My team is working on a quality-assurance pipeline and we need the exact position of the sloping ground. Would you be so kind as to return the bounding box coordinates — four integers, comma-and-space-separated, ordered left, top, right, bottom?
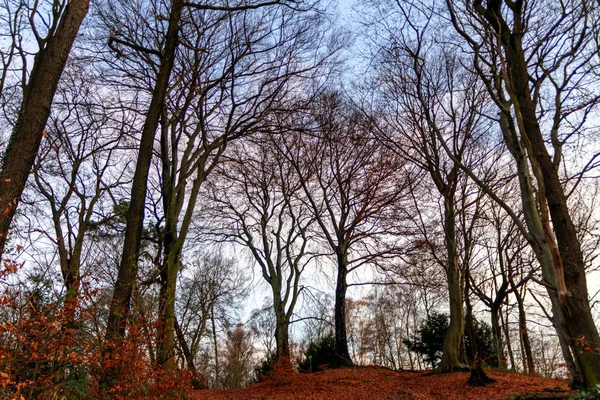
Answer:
190, 367, 576, 400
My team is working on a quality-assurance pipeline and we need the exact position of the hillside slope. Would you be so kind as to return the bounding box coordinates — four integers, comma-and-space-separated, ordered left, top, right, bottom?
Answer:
190, 367, 575, 400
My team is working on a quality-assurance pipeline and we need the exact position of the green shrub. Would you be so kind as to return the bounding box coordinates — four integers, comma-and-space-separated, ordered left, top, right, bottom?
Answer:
403, 312, 498, 369
300, 334, 338, 372
403, 312, 448, 368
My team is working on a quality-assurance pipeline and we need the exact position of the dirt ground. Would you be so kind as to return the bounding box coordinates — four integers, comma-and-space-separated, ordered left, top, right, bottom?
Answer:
189, 366, 575, 400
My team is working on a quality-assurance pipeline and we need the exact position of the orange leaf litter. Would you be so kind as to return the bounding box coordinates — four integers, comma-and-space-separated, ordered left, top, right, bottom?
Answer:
190, 367, 575, 400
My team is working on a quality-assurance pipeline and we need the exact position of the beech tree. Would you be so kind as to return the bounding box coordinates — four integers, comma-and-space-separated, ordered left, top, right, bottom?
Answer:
279, 92, 411, 365
150, 2, 332, 369
99, 0, 186, 368
369, 17, 495, 370
25, 62, 130, 323
99, 0, 326, 373
207, 137, 316, 368
0, 0, 90, 259
175, 253, 247, 388
444, 0, 600, 387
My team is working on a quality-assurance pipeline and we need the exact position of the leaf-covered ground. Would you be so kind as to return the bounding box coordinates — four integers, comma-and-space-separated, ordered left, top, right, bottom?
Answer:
190, 367, 575, 400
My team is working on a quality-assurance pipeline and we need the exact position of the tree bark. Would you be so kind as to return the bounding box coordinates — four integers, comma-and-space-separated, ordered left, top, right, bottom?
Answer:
438, 196, 468, 373
490, 307, 506, 368
512, 287, 535, 375
475, 1, 600, 388
334, 251, 352, 366
174, 316, 203, 389
156, 239, 181, 369
0, 0, 90, 259
500, 304, 516, 370
274, 309, 291, 366
465, 270, 494, 386
104, 0, 183, 344
102, 0, 184, 385
212, 305, 220, 388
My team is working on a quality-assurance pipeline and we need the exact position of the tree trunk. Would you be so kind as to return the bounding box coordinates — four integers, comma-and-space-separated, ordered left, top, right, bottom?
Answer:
501, 305, 516, 370
0, 0, 90, 259
274, 312, 291, 368
490, 307, 507, 369
156, 244, 180, 369
438, 196, 468, 373
102, 0, 183, 387
513, 289, 535, 375
174, 317, 203, 389
211, 305, 220, 388
465, 272, 494, 386
514, 63, 600, 388
476, 3, 600, 388
334, 251, 352, 366
104, 0, 183, 346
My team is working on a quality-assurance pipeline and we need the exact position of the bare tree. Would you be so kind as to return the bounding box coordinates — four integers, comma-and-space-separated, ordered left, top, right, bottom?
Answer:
206, 137, 317, 368
148, 2, 332, 369
99, 0, 324, 373
0, 0, 90, 259
175, 252, 247, 388
444, 0, 600, 387
99, 0, 186, 368
367, 10, 496, 370
25, 61, 130, 323
278, 92, 411, 365
221, 324, 255, 389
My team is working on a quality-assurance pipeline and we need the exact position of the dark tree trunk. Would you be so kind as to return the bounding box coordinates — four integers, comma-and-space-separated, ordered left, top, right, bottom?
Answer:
156, 235, 180, 369
334, 251, 352, 366
490, 307, 507, 368
0, 0, 90, 259
465, 270, 494, 386
274, 314, 291, 367
513, 289, 535, 375
510, 38, 600, 392
104, 0, 183, 343
174, 317, 204, 389
102, 0, 184, 385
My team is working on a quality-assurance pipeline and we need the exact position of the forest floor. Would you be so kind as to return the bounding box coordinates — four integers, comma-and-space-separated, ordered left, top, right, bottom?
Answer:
189, 366, 577, 400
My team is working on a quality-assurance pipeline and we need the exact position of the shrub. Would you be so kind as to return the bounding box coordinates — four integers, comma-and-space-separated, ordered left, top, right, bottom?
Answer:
403, 312, 498, 369
254, 353, 277, 381
0, 263, 191, 399
403, 312, 448, 368
299, 334, 338, 372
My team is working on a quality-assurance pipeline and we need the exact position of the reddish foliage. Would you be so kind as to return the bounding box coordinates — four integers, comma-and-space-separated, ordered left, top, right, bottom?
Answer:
0, 261, 192, 399
191, 366, 575, 400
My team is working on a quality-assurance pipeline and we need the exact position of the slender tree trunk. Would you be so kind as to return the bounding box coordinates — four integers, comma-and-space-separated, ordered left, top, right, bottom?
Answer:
513, 288, 535, 375
174, 317, 203, 389
211, 305, 220, 388
334, 251, 352, 366
104, 0, 183, 346
0, 0, 90, 259
500, 302, 516, 370
102, 0, 183, 388
438, 196, 467, 373
490, 307, 506, 368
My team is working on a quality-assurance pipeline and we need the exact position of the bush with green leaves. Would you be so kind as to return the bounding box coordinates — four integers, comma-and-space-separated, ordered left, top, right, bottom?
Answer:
403, 312, 448, 368
465, 318, 499, 368
299, 334, 338, 372
403, 312, 498, 369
